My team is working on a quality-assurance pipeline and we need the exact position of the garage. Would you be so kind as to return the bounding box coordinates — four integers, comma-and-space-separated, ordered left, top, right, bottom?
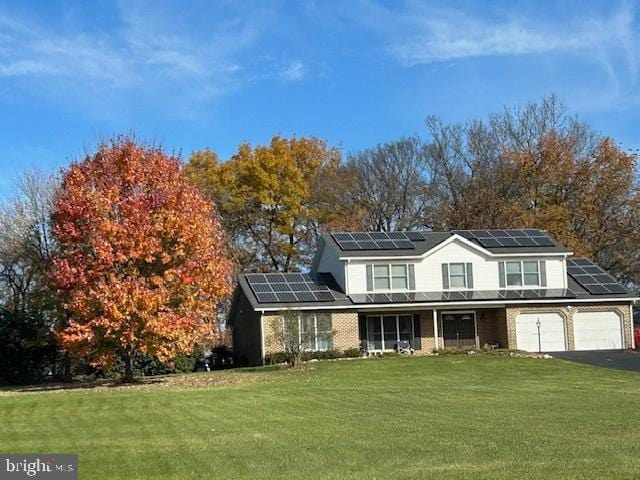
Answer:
516, 312, 567, 352
573, 311, 623, 350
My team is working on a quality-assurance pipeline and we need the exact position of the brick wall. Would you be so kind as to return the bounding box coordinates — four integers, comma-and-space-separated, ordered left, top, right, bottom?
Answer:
418, 310, 436, 352
262, 311, 359, 354
505, 302, 633, 350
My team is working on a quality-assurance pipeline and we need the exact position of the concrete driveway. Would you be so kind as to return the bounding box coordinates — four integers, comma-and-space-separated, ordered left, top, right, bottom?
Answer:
551, 350, 640, 372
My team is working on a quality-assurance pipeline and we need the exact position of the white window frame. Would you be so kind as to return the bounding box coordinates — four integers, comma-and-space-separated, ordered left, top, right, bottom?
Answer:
286, 313, 333, 352
371, 263, 410, 292
503, 260, 542, 288
447, 262, 468, 290
366, 314, 415, 352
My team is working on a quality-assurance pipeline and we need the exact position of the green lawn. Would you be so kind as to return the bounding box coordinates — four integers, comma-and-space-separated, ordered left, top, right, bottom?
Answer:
1, 356, 639, 479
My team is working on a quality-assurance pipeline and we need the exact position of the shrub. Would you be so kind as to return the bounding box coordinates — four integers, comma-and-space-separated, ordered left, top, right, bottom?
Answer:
265, 348, 363, 364
0, 309, 58, 386
342, 348, 363, 358
264, 351, 289, 365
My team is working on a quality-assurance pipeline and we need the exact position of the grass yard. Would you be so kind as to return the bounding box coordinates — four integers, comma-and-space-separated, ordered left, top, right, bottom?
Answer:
1, 355, 640, 479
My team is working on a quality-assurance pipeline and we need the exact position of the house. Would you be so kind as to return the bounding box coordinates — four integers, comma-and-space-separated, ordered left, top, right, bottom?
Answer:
229, 229, 637, 365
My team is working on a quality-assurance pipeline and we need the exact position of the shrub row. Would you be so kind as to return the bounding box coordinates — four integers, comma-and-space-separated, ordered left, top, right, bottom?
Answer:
264, 348, 362, 365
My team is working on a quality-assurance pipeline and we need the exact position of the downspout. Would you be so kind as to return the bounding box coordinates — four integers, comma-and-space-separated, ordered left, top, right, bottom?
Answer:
345, 258, 350, 294
432, 309, 439, 351
631, 303, 636, 350
259, 310, 266, 365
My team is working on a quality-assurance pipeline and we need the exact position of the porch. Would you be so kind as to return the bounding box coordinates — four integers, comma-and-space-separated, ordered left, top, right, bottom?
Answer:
357, 308, 509, 353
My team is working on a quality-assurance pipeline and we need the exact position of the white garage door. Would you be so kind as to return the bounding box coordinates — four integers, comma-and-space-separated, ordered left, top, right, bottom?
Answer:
516, 312, 567, 352
573, 311, 623, 350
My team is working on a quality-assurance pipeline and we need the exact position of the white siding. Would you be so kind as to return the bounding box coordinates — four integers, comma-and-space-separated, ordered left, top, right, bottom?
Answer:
342, 237, 567, 295
347, 262, 368, 294
416, 241, 490, 291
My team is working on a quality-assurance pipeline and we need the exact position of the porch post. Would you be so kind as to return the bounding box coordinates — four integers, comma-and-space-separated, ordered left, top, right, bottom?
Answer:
432, 309, 439, 351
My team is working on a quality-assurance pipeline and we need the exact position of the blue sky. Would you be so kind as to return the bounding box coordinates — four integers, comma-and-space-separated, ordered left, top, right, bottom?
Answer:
0, 0, 639, 197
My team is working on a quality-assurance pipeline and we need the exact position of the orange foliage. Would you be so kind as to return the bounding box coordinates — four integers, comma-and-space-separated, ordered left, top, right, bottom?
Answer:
50, 137, 232, 370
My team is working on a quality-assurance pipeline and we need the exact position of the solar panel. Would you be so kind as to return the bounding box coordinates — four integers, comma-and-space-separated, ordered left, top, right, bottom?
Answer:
405, 231, 426, 241
452, 229, 559, 250
330, 232, 419, 251
349, 288, 576, 304
246, 272, 336, 304
567, 258, 628, 296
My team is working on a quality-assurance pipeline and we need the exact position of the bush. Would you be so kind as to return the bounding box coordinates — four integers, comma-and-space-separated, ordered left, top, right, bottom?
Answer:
0, 309, 58, 386
302, 349, 342, 361
265, 348, 362, 365
342, 348, 363, 358
264, 351, 289, 365
102, 344, 205, 378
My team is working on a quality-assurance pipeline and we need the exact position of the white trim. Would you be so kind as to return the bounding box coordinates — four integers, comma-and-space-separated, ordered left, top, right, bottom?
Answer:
445, 262, 471, 290
502, 260, 543, 288
258, 297, 639, 312
432, 309, 439, 350
345, 258, 350, 294
631, 303, 635, 350
370, 263, 411, 292
259, 313, 266, 365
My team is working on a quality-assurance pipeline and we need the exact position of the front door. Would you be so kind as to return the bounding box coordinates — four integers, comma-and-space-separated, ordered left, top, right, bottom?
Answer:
442, 312, 476, 349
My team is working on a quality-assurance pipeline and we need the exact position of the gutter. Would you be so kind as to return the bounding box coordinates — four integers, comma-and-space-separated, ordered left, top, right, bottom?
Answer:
257, 296, 640, 312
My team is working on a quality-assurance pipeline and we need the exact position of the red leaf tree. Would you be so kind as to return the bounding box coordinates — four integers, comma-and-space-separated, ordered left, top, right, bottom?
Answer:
50, 137, 232, 381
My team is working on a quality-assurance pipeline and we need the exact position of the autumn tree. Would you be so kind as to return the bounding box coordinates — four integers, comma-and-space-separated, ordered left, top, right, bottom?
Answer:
185, 135, 353, 272
50, 137, 232, 382
424, 95, 640, 283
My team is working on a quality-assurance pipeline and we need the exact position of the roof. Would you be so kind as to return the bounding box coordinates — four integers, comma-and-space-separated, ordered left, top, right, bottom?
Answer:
236, 271, 635, 312
322, 229, 571, 258
234, 230, 634, 312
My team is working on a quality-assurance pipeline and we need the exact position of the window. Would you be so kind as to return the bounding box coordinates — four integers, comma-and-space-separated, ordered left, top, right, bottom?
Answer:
506, 261, 522, 286
449, 263, 467, 288
374, 265, 390, 290
366, 314, 415, 351
391, 265, 408, 289
504, 261, 542, 287
288, 313, 333, 351
371, 264, 410, 291
523, 261, 540, 286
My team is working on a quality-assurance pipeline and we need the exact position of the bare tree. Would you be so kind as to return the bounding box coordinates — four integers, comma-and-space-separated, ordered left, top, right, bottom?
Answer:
266, 311, 332, 367
0, 170, 58, 312
346, 137, 432, 231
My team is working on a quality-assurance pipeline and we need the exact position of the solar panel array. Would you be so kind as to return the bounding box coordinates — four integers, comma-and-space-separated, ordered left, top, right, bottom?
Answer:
452, 229, 557, 248
349, 289, 574, 304
331, 231, 424, 251
246, 273, 336, 304
567, 258, 628, 295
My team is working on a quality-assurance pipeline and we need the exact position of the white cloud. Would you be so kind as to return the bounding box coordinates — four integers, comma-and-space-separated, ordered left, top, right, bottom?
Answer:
348, 0, 639, 109
280, 60, 305, 81
0, 3, 297, 114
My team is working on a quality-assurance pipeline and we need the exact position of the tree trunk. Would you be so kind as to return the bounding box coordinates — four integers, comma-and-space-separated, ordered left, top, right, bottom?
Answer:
123, 350, 134, 383
62, 353, 72, 383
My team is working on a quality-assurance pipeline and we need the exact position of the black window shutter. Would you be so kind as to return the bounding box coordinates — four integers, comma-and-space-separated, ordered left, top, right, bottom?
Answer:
466, 263, 474, 288
408, 264, 415, 290
358, 314, 367, 344
366, 265, 373, 291
442, 264, 449, 289
540, 261, 547, 287
412, 314, 422, 350
498, 261, 505, 288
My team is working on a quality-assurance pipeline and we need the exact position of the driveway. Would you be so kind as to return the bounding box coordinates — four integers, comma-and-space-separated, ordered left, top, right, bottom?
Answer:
551, 350, 640, 372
